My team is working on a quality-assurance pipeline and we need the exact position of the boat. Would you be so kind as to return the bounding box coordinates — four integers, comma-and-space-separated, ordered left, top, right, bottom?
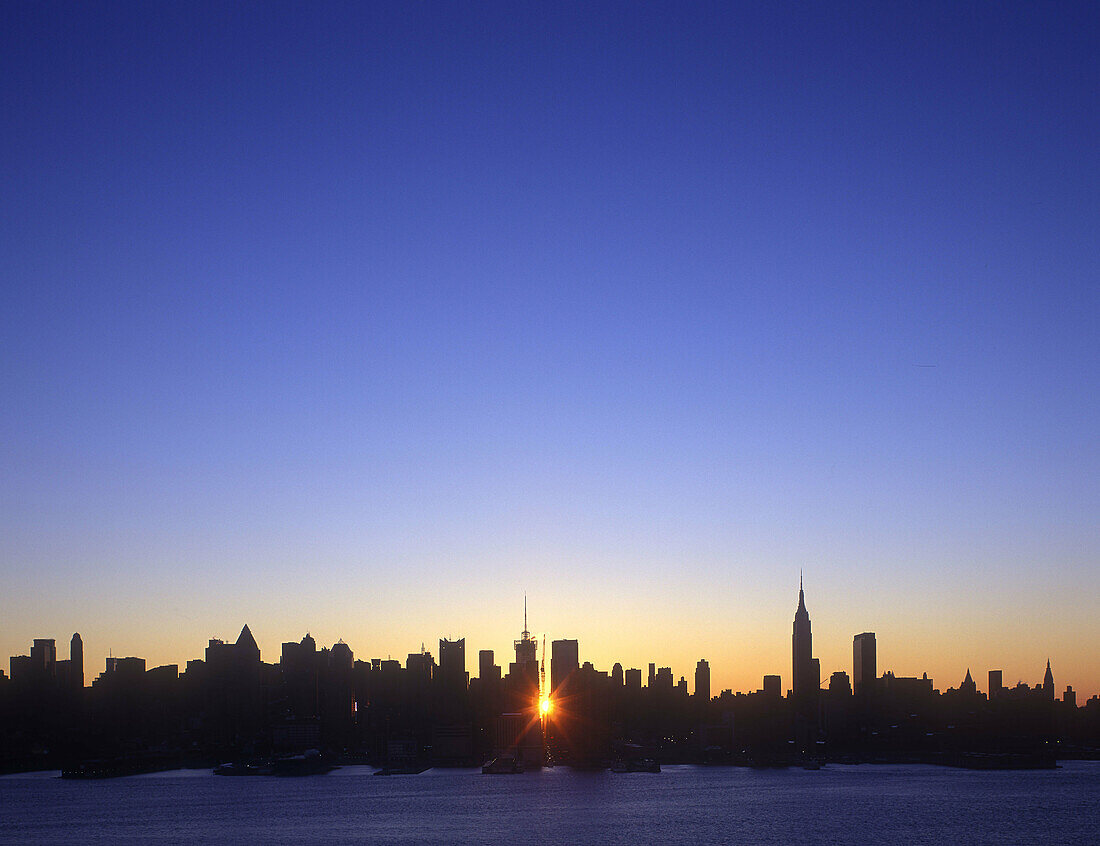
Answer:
610, 758, 660, 773
482, 755, 524, 774
213, 762, 271, 776
271, 750, 335, 776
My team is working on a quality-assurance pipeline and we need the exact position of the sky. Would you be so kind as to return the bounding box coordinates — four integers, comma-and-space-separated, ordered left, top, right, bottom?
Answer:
1, 1, 1097, 699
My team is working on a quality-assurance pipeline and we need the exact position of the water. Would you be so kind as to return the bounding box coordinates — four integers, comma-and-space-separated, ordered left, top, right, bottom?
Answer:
2, 762, 1098, 845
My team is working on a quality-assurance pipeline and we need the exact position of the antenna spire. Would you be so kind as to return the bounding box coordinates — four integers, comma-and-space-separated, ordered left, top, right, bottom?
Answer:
523, 594, 529, 639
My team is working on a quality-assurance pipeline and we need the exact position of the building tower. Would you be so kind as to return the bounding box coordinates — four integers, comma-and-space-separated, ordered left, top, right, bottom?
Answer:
853, 632, 876, 696
30, 639, 57, 679
514, 597, 537, 666
1043, 659, 1054, 700
70, 633, 84, 689
550, 639, 579, 697
479, 649, 499, 682
439, 638, 467, 693
792, 574, 814, 698
988, 669, 1003, 700
695, 659, 711, 702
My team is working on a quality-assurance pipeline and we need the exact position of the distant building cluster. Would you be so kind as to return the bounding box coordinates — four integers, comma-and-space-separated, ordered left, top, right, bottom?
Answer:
2, 584, 1097, 772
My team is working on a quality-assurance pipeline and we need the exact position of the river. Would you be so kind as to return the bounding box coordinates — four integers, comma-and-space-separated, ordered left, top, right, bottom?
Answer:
2, 761, 1097, 844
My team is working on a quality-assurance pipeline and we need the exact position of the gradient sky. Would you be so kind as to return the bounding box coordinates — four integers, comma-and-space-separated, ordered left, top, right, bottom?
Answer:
2, 2, 1097, 699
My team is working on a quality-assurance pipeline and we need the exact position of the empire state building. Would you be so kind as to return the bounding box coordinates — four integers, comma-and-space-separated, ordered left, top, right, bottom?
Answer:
792, 575, 817, 699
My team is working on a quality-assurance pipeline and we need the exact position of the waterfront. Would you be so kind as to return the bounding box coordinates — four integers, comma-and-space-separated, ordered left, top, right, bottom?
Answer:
2, 762, 1098, 845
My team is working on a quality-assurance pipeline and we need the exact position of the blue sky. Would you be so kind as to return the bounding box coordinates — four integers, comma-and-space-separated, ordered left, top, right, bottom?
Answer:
2, 2, 1097, 695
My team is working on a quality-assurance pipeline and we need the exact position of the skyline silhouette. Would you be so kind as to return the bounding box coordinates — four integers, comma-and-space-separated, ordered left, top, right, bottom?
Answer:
3, 583, 1093, 775
5, 577, 1096, 703
5, 583, 1087, 703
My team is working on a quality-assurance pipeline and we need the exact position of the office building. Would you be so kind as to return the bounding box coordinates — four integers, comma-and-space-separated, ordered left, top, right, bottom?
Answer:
551, 639, 579, 696
853, 632, 876, 696
695, 659, 710, 702
439, 638, 466, 693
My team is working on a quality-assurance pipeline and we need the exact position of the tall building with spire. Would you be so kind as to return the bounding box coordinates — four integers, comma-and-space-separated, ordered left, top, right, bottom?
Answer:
514, 597, 537, 666
507, 597, 540, 709
792, 575, 816, 699
1043, 659, 1054, 700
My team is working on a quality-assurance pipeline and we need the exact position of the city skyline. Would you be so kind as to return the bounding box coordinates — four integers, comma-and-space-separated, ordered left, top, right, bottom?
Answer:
6, 583, 1088, 701
2, 3, 1097, 705
7, 577, 1089, 781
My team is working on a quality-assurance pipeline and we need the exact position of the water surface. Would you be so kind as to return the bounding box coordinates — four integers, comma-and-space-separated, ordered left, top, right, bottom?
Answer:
2, 762, 1096, 845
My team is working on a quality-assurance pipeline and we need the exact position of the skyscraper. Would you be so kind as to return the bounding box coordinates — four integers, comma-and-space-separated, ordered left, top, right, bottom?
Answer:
1043, 659, 1054, 700
988, 669, 1003, 699
853, 632, 876, 696
30, 639, 56, 678
479, 649, 499, 682
507, 600, 539, 719
70, 633, 83, 689
695, 659, 710, 702
514, 599, 537, 666
792, 576, 814, 699
551, 639, 579, 697
439, 638, 466, 693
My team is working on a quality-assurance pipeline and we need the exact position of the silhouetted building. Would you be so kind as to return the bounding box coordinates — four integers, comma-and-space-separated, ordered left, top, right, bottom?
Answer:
31, 639, 56, 680
625, 668, 642, 690
881, 671, 934, 701
551, 639, 579, 697
763, 675, 781, 698
853, 632, 876, 696
9, 654, 32, 683
99, 656, 147, 681
989, 669, 1003, 700
792, 577, 814, 699
438, 638, 466, 694
406, 648, 435, 726
1043, 660, 1055, 700
203, 625, 263, 751
829, 671, 852, 696
514, 600, 537, 667
281, 632, 320, 718
505, 604, 539, 738
695, 659, 710, 702
479, 649, 500, 682
69, 633, 83, 689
